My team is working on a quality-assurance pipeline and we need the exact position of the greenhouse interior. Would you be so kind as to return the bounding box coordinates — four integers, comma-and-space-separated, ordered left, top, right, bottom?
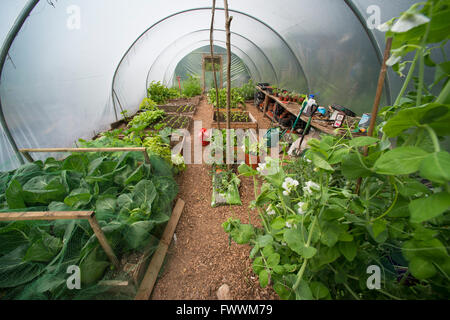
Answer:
0, 0, 449, 301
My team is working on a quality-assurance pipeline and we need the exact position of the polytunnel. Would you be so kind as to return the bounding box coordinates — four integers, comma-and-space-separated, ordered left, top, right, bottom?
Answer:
1, 0, 450, 303
0, 0, 421, 172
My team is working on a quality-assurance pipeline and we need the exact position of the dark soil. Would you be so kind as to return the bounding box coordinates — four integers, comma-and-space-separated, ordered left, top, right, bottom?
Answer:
213, 111, 252, 123
158, 104, 196, 115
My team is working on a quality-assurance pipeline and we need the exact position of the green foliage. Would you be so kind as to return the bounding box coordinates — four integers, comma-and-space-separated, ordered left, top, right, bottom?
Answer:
182, 74, 202, 97
208, 87, 246, 109
142, 136, 171, 163
147, 81, 172, 104
238, 79, 256, 100
224, 1, 450, 300
0, 150, 178, 299
139, 98, 157, 111
128, 110, 165, 130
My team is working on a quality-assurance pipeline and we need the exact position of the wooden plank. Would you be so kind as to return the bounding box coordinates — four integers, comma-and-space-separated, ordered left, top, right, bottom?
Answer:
88, 216, 120, 269
0, 211, 94, 221
0, 210, 120, 269
20, 147, 151, 164
262, 94, 269, 117
135, 198, 185, 300
20, 147, 147, 153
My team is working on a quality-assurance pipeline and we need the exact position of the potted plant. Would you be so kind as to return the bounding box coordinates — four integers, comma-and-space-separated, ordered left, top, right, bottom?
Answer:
242, 137, 264, 169
272, 86, 278, 97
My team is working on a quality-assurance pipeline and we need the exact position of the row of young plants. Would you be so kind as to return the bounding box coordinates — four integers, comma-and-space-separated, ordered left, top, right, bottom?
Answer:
223, 0, 450, 300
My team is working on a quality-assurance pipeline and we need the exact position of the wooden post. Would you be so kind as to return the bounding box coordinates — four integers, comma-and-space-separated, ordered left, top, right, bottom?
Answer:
20, 147, 149, 154
224, 0, 233, 170
88, 216, 120, 269
20, 147, 151, 164
210, 0, 221, 131
262, 94, 269, 117
142, 149, 150, 164
367, 37, 393, 142
135, 199, 185, 300
355, 37, 392, 195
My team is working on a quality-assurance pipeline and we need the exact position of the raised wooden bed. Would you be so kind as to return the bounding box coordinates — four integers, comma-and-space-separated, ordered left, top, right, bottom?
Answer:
153, 114, 192, 131
212, 111, 258, 130
166, 96, 201, 106
157, 104, 197, 116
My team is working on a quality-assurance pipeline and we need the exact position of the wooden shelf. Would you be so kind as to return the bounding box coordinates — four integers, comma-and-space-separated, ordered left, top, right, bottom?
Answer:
255, 86, 361, 136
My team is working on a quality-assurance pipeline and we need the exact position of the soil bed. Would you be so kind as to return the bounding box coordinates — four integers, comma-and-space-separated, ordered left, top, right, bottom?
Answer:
212, 111, 258, 130
158, 104, 197, 116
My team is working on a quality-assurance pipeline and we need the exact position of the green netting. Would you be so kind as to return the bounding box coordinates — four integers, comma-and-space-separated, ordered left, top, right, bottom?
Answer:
0, 150, 178, 300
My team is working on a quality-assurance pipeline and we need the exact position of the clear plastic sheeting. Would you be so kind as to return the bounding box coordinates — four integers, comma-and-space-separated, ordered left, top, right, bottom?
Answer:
0, 0, 28, 45
113, 7, 306, 117
0, 0, 423, 171
0, 126, 21, 172
171, 45, 251, 89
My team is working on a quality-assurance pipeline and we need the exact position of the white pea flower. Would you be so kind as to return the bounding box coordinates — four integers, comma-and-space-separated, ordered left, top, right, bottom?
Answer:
257, 157, 280, 175
303, 180, 320, 195
171, 153, 185, 165
282, 242, 287, 246
297, 202, 306, 215
256, 162, 267, 173
285, 222, 292, 228
267, 209, 276, 216
282, 177, 299, 196
305, 158, 312, 163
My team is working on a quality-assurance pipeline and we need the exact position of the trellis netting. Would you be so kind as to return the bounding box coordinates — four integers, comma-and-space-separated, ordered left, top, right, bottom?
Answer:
1, 0, 448, 173
0, 150, 178, 299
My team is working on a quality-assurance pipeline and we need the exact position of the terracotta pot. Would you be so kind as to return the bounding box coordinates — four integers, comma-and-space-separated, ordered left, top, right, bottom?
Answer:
245, 153, 259, 169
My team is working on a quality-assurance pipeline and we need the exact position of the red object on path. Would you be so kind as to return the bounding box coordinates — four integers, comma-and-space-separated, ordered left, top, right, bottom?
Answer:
199, 128, 210, 146
245, 153, 259, 170
177, 76, 182, 95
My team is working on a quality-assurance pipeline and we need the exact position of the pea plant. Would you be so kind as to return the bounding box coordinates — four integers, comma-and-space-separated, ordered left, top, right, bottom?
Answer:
223, 0, 450, 300
208, 87, 246, 109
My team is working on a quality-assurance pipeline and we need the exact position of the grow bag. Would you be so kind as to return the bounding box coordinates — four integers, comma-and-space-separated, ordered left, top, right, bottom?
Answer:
211, 172, 242, 208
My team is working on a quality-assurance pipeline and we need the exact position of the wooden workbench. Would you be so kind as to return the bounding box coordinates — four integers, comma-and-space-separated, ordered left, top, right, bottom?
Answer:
255, 86, 360, 136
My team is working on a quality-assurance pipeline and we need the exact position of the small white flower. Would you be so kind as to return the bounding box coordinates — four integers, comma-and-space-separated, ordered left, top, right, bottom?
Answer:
303, 180, 320, 195
267, 209, 276, 216
282, 177, 299, 196
297, 202, 306, 215
285, 222, 292, 228
282, 242, 287, 246
171, 153, 185, 165
256, 162, 267, 173
305, 158, 312, 163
